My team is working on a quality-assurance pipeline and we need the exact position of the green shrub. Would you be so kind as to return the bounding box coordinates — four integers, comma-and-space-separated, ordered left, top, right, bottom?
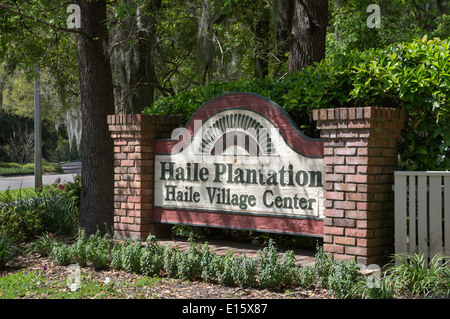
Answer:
121, 239, 143, 273
140, 247, 164, 276
256, 240, 299, 289
70, 229, 88, 267
200, 243, 220, 283
50, 241, 72, 266
217, 250, 237, 286
0, 179, 79, 242
297, 265, 316, 289
163, 245, 182, 278
233, 254, 258, 288
177, 238, 202, 280
85, 231, 112, 270
24, 232, 55, 256
0, 235, 13, 268
35, 181, 78, 236
313, 246, 336, 288
327, 259, 359, 298
384, 253, 450, 297
110, 243, 124, 271
0, 204, 44, 242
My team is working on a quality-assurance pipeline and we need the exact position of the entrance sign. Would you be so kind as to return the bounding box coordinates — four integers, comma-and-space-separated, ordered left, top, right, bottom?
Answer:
153, 93, 324, 236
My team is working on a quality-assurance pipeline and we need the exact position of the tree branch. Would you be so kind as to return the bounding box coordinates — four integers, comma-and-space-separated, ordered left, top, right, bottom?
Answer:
0, 3, 90, 38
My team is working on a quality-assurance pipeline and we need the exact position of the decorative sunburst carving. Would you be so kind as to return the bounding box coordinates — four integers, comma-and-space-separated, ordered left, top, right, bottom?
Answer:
199, 113, 274, 156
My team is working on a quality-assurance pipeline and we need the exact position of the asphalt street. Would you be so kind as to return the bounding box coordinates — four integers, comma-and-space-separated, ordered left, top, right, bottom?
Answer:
0, 162, 81, 191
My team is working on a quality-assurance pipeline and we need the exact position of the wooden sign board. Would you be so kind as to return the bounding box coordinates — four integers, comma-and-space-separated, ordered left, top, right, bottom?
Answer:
153, 93, 324, 236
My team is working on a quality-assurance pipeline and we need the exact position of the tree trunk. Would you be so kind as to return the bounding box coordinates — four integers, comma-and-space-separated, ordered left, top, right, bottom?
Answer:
110, 1, 161, 114
273, 0, 294, 77
75, 0, 115, 235
288, 0, 328, 73
253, 12, 270, 78
197, 0, 214, 85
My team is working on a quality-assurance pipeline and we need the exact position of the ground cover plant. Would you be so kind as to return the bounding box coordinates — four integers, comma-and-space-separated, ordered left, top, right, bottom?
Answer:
2, 227, 449, 299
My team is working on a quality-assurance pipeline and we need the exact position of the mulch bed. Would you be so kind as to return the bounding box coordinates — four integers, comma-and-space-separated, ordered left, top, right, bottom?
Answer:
1, 252, 333, 299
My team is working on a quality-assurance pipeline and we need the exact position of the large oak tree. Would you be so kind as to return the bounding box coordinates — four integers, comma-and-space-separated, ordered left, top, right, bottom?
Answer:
75, 0, 115, 235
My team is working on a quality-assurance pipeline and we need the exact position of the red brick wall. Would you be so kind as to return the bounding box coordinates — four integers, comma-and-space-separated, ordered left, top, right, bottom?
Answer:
107, 114, 184, 240
313, 107, 407, 265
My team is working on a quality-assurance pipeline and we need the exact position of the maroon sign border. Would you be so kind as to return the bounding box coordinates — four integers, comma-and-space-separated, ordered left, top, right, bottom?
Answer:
153, 93, 324, 236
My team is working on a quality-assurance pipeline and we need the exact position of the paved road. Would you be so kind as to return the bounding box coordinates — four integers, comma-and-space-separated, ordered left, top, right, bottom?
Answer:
0, 162, 81, 191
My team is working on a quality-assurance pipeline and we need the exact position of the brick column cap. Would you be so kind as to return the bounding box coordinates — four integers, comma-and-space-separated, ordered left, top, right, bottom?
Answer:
107, 114, 184, 126
312, 107, 407, 122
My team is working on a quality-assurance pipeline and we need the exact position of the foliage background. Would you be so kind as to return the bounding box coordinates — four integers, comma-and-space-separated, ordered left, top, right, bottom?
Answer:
0, 1, 449, 169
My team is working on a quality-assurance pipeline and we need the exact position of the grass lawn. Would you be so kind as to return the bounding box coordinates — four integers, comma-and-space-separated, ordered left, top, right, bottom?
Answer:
0, 162, 62, 176
0, 187, 37, 201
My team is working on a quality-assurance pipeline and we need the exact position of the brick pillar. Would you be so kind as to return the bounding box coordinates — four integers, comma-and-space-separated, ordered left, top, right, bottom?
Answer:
313, 107, 407, 265
107, 114, 184, 241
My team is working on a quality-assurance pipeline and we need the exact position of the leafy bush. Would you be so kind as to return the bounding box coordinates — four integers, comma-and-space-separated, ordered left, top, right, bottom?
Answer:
217, 250, 237, 286
383, 253, 450, 297
0, 178, 79, 242
297, 265, 316, 288
233, 254, 258, 288
327, 259, 359, 298
177, 238, 202, 280
50, 241, 72, 266
85, 230, 112, 270
0, 205, 44, 242
70, 229, 88, 267
140, 246, 164, 276
257, 240, 299, 289
110, 243, 124, 271
0, 235, 13, 268
24, 232, 55, 257
313, 247, 337, 288
163, 245, 182, 278
200, 243, 221, 283
121, 239, 143, 273
144, 37, 450, 170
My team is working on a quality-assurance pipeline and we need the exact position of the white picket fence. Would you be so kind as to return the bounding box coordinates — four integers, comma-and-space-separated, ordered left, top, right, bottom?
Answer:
394, 171, 450, 260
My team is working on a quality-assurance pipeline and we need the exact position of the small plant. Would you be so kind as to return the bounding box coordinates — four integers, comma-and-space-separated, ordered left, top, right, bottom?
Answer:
297, 265, 316, 288
0, 204, 44, 242
217, 250, 237, 286
177, 238, 202, 280
0, 235, 13, 269
85, 230, 112, 270
50, 241, 72, 266
121, 239, 143, 273
140, 247, 164, 276
383, 253, 450, 297
110, 242, 124, 271
233, 253, 257, 288
327, 259, 359, 298
350, 274, 395, 299
257, 240, 299, 289
200, 243, 220, 283
314, 246, 336, 288
70, 229, 88, 267
163, 245, 182, 278
24, 232, 55, 256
